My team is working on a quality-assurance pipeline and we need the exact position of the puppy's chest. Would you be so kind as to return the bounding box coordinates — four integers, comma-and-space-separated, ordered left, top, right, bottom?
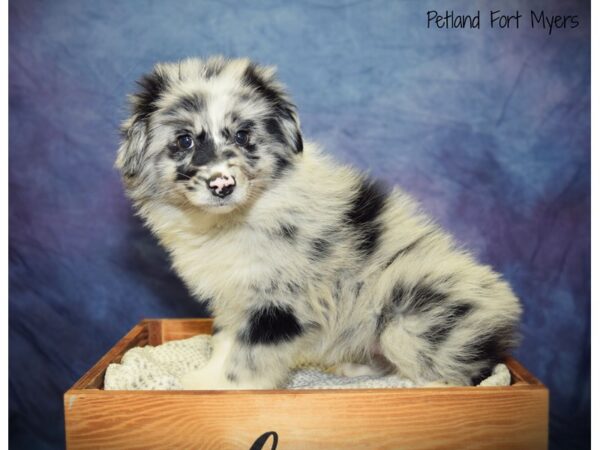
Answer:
168, 224, 317, 298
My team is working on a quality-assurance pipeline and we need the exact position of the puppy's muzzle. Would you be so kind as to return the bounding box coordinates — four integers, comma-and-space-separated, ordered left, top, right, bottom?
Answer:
207, 173, 236, 198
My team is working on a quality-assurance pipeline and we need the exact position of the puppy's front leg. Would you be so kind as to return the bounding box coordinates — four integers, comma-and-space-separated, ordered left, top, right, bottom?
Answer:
181, 333, 296, 390
181, 331, 241, 390
181, 308, 303, 390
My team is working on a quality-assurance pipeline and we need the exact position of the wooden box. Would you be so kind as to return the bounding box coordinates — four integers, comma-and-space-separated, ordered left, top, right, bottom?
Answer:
64, 319, 548, 449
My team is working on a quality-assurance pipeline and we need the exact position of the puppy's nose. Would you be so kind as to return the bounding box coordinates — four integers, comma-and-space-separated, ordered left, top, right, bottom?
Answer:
207, 173, 236, 198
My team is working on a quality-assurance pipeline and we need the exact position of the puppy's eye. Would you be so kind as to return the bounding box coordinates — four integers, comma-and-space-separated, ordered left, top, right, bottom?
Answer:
177, 134, 194, 150
235, 130, 250, 146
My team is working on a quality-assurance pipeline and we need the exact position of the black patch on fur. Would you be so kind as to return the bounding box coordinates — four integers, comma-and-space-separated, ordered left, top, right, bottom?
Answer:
265, 117, 286, 145
282, 224, 297, 240
421, 303, 473, 346
276, 223, 297, 242
221, 128, 231, 140
133, 71, 169, 119
191, 135, 217, 166
377, 283, 451, 332
405, 284, 448, 314
346, 179, 387, 256
375, 302, 395, 333
294, 130, 304, 153
238, 119, 256, 131
243, 142, 260, 167
390, 284, 406, 306
223, 150, 236, 159
376, 284, 407, 332
310, 238, 331, 260
245, 143, 258, 154
167, 93, 205, 115
456, 325, 513, 366
273, 154, 291, 178
243, 305, 304, 345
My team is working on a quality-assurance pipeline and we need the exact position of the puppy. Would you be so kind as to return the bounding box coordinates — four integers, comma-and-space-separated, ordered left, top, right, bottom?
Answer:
115, 57, 521, 389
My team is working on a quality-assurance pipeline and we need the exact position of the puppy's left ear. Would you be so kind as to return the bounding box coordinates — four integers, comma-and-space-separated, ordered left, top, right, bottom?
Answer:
244, 63, 303, 154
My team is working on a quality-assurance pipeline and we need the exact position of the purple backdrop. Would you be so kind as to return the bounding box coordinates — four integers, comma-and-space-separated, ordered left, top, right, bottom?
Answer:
9, 0, 590, 448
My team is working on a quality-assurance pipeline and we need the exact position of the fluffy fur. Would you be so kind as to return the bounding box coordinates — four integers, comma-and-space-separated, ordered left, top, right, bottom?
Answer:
115, 56, 522, 389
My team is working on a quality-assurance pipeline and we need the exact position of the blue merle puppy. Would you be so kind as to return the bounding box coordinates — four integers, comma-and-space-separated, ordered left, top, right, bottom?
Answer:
115, 57, 521, 389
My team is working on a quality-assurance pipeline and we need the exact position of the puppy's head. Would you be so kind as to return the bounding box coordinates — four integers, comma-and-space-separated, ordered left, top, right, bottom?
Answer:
116, 57, 303, 214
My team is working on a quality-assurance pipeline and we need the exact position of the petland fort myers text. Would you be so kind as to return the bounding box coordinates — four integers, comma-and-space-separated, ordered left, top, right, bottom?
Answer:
427, 10, 580, 34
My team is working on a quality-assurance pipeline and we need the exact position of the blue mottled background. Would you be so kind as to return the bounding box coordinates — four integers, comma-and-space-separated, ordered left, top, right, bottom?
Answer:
9, 0, 590, 448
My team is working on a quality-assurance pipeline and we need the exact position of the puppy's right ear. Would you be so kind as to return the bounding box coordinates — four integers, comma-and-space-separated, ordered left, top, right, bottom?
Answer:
115, 115, 147, 179
115, 68, 169, 179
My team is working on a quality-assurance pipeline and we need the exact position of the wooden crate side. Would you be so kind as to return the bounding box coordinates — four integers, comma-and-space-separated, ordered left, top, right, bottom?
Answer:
64, 387, 548, 450
147, 320, 163, 346
66, 319, 211, 392
505, 357, 544, 385
65, 320, 549, 449
69, 323, 149, 390
159, 318, 213, 342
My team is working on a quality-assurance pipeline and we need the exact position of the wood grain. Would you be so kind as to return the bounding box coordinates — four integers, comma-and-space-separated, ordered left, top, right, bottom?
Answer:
65, 387, 548, 450
64, 319, 549, 450
160, 318, 214, 342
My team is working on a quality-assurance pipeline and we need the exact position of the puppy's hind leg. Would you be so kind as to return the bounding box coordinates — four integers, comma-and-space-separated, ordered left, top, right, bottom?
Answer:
377, 315, 443, 384
378, 307, 514, 386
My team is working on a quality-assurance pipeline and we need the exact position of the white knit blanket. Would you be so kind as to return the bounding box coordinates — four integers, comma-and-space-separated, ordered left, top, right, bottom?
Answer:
104, 335, 511, 390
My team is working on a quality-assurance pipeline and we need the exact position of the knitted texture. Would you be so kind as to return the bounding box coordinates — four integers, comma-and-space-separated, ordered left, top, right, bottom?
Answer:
104, 335, 511, 390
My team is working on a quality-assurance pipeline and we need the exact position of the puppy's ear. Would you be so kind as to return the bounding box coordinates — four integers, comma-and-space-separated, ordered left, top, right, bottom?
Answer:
115, 116, 147, 178
244, 63, 303, 154
115, 69, 170, 178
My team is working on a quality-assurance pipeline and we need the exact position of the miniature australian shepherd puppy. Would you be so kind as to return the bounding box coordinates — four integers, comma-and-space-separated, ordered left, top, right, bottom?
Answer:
115, 56, 521, 389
